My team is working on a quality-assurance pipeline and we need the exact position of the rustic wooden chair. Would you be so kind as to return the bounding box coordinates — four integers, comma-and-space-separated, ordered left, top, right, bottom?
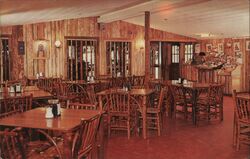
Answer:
67, 102, 97, 110
86, 85, 98, 105
185, 87, 211, 124
72, 114, 101, 159
232, 90, 250, 151
24, 129, 63, 159
56, 83, 87, 107
106, 91, 136, 139
139, 87, 165, 136
170, 85, 187, 119
0, 128, 26, 159
207, 84, 224, 121
132, 76, 145, 88
1, 95, 33, 119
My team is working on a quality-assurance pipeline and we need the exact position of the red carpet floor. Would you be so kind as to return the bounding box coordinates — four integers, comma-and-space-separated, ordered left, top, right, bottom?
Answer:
104, 96, 250, 159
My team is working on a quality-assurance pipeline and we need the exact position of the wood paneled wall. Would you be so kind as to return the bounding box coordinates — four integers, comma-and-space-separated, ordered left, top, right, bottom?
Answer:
0, 25, 24, 80
1, 17, 196, 80
199, 38, 250, 91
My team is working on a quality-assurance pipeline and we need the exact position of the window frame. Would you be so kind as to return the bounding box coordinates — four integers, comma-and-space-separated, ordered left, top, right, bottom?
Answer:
184, 43, 194, 63
65, 37, 98, 81
106, 40, 131, 77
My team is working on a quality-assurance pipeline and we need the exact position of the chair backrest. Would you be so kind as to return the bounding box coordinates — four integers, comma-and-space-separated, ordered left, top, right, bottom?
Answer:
170, 85, 185, 102
72, 114, 101, 159
132, 76, 145, 87
67, 103, 97, 110
157, 87, 166, 110
1, 95, 33, 118
0, 129, 25, 159
107, 91, 130, 113
209, 84, 224, 105
86, 85, 98, 104
233, 90, 250, 122
67, 83, 89, 103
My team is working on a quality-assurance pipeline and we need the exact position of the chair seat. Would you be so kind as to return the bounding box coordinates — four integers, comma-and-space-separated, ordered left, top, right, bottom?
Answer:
109, 112, 129, 116
26, 140, 63, 159
239, 119, 250, 125
147, 108, 160, 113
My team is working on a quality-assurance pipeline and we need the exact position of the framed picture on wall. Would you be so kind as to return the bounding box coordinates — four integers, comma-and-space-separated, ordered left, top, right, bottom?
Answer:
206, 44, 212, 53
195, 44, 200, 53
235, 52, 243, 64
246, 40, 250, 51
33, 40, 49, 59
218, 43, 224, 53
18, 41, 25, 55
233, 42, 240, 52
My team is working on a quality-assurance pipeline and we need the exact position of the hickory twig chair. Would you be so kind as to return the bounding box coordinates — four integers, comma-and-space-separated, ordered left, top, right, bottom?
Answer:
139, 87, 165, 136
72, 114, 101, 159
233, 90, 250, 150
106, 91, 136, 139
0, 129, 25, 159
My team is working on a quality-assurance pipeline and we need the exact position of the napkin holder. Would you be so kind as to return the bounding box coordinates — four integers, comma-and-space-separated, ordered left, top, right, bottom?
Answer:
45, 107, 54, 118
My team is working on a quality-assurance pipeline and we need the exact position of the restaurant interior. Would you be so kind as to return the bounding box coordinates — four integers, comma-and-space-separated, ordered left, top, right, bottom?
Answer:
0, 0, 249, 159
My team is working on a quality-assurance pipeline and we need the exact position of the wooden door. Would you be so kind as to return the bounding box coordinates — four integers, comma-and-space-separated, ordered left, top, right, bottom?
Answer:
169, 43, 180, 80
161, 42, 169, 80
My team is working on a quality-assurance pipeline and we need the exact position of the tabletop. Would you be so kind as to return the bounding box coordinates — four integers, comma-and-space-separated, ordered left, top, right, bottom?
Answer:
96, 88, 155, 96
0, 86, 53, 100
169, 80, 222, 89
0, 108, 102, 132
64, 80, 108, 85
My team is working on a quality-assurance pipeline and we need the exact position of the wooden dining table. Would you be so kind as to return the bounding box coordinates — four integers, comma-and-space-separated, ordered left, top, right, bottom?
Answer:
97, 88, 155, 139
168, 80, 223, 125
0, 108, 104, 159
0, 86, 53, 100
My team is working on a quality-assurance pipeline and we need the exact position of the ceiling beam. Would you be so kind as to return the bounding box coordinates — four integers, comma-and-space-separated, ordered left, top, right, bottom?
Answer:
98, 0, 211, 23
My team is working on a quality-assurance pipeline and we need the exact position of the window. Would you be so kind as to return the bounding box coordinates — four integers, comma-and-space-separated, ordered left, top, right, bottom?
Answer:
150, 42, 162, 79
0, 38, 10, 81
171, 44, 180, 63
66, 38, 97, 81
106, 41, 131, 77
184, 44, 193, 63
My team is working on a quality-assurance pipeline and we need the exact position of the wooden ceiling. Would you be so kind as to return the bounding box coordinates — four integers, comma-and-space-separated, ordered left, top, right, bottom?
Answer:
0, 0, 249, 39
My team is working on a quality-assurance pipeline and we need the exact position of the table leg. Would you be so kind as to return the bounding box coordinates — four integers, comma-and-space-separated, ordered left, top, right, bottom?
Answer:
192, 90, 198, 125
142, 96, 147, 139
98, 95, 103, 111
97, 115, 104, 159
62, 132, 73, 159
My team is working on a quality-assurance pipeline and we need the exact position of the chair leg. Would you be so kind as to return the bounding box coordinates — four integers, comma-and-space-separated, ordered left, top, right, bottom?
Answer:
157, 114, 161, 136
236, 123, 240, 151
174, 103, 177, 119
127, 120, 130, 139
220, 104, 223, 121
233, 115, 237, 146
108, 116, 111, 138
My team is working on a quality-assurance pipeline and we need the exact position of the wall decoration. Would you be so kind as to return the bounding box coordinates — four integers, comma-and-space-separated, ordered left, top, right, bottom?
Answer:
33, 40, 49, 77
18, 41, 25, 55
246, 40, 250, 51
218, 43, 224, 53
235, 51, 242, 64
195, 44, 200, 53
33, 40, 49, 59
226, 42, 232, 48
233, 42, 240, 52
205, 44, 212, 53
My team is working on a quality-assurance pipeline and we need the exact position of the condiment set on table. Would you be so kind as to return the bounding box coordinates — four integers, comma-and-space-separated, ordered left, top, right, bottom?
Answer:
46, 99, 61, 118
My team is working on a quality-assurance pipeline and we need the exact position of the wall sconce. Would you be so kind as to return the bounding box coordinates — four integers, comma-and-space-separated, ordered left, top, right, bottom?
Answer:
226, 42, 232, 48
54, 40, 61, 48
136, 39, 145, 50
